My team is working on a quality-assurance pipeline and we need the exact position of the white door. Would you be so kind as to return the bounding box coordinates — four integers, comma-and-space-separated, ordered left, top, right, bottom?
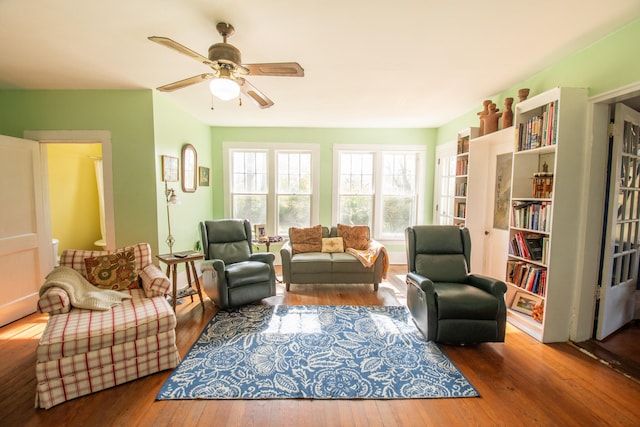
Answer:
596, 103, 640, 339
0, 135, 50, 326
465, 128, 513, 276
483, 136, 514, 279
434, 141, 457, 225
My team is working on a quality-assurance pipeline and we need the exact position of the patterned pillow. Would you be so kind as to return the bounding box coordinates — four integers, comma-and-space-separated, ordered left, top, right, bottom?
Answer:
321, 237, 344, 253
84, 248, 139, 290
337, 224, 370, 250
289, 225, 322, 254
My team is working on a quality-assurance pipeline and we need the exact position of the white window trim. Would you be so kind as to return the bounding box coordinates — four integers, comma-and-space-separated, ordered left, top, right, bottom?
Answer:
223, 142, 320, 235
332, 144, 427, 244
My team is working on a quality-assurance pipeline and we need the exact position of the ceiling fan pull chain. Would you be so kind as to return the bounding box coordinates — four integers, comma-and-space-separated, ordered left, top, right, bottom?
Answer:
210, 95, 215, 111
239, 96, 242, 107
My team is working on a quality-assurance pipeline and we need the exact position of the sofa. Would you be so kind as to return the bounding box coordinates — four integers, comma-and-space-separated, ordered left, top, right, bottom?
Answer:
35, 243, 180, 409
280, 224, 388, 291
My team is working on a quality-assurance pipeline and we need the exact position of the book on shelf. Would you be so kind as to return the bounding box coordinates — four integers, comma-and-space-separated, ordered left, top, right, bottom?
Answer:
516, 101, 559, 151
456, 158, 468, 175
506, 260, 547, 297
511, 201, 552, 232
457, 136, 470, 155
456, 202, 466, 218
524, 235, 543, 261
509, 231, 546, 262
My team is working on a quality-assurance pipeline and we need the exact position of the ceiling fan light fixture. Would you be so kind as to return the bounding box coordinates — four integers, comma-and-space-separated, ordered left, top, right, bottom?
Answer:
210, 68, 240, 100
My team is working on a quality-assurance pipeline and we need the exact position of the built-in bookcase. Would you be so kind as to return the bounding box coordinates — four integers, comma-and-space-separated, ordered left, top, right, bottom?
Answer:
454, 127, 479, 227
505, 87, 587, 343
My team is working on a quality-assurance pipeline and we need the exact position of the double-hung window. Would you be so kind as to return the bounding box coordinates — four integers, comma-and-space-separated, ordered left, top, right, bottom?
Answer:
334, 145, 426, 241
224, 142, 319, 237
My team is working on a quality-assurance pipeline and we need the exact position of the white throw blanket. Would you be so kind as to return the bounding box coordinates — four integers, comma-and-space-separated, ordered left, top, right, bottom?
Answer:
40, 266, 133, 311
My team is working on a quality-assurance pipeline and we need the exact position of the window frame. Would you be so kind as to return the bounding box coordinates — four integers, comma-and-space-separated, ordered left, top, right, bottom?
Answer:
332, 144, 427, 243
223, 142, 320, 237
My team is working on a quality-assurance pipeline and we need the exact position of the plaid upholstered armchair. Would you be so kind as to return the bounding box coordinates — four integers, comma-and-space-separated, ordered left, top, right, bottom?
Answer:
35, 243, 180, 409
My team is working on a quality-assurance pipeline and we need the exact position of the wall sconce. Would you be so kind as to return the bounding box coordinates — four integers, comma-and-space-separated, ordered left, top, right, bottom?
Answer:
165, 181, 180, 255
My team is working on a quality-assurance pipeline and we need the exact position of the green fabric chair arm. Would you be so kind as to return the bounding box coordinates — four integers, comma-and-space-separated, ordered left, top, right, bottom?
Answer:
280, 241, 293, 284
468, 274, 507, 298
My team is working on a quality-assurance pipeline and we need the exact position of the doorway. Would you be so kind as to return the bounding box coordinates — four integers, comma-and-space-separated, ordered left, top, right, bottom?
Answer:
24, 130, 116, 260
573, 86, 640, 380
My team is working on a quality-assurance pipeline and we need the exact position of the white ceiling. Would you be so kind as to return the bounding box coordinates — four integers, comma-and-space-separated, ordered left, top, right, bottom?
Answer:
1, 1, 639, 128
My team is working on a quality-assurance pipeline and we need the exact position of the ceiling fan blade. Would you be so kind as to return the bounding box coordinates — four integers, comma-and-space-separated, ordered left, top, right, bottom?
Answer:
157, 73, 215, 92
244, 62, 304, 77
148, 36, 213, 66
239, 78, 274, 109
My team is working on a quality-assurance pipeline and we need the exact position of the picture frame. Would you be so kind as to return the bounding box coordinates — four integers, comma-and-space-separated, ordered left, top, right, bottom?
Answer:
161, 155, 179, 182
511, 291, 542, 316
181, 144, 197, 193
254, 224, 267, 240
199, 166, 210, 187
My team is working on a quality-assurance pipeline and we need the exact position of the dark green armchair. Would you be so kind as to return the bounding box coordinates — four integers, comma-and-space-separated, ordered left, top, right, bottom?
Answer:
199, 219, 276, 309
405, 225, 507, 344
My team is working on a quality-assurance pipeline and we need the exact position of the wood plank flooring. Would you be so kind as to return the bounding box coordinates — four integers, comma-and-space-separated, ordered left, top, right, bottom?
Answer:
1, 265, 639, 426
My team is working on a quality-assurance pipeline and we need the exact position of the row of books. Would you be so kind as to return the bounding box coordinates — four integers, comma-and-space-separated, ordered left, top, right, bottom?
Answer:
456, 202, 466, 219
456, 158, 468, 175
457, 136, 470, 155
455, 182, 467, 197
509, 231, 549, 264
516, 100, 559, 151
506, 260, 547, 296
511, 201, 552, 232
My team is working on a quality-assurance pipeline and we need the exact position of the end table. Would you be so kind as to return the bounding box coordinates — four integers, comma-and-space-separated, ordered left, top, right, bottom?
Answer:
156, 251, 205, 312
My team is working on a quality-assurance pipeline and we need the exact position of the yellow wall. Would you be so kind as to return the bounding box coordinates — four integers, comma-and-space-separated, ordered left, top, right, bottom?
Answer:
47, 143, 103, 255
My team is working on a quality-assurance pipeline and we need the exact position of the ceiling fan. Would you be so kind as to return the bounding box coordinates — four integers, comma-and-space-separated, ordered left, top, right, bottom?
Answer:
149, 22, 304, 109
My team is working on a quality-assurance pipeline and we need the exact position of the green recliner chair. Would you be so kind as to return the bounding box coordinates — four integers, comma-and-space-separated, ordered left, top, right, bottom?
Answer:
200, 219, 276, 309
405, 225, 507, 344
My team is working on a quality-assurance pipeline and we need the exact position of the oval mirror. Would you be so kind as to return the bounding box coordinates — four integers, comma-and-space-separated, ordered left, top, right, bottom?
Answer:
181, 144, 197, 193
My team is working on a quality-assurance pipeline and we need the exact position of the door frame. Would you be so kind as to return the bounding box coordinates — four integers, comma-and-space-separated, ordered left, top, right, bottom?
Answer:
433, 140, 457, 225
24, 130, 116, 261
572, 81, 640, 341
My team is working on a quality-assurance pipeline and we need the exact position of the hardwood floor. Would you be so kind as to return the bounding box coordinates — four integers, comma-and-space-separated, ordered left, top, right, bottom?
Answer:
2, 265, 639, 426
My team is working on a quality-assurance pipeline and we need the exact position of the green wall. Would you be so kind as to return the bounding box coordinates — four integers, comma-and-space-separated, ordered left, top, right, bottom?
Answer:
437, 18, 640, 144
209, 127, 437, 225
0, 90, 159, 251
152, 93, 214, 254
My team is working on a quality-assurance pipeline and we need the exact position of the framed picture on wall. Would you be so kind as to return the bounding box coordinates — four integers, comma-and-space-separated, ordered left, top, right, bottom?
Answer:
199, 166, 210, 186
162, 155, 179, 182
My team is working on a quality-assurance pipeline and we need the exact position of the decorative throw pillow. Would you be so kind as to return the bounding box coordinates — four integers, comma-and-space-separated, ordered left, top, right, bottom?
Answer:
289, 225, 322, 254
321, 237, 344, 253
337, 224, 370, 250
84, 248, 139, 290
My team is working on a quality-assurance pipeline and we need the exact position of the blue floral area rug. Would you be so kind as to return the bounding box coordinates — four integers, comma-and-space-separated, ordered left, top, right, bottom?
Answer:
156, 305, 478, 400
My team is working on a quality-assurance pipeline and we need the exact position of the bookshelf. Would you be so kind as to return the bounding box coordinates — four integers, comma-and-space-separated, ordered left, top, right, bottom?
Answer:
454, 127, 479, 227
505, 87, 587, 343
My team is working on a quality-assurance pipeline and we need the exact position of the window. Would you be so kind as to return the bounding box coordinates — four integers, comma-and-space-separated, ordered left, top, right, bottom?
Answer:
224, 143, 319, 237
230, 151, 268, 226
277, 152, 312, 235
334, 145, 426, 240
338, 153, 374, 227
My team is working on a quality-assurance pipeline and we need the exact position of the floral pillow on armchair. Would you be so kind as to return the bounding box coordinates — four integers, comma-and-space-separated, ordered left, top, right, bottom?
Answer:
84, 248, 139, 290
